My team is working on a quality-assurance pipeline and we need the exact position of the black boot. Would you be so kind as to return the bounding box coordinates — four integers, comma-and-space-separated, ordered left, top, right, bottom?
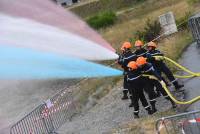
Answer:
173, 81, 184, 91
146, 107, 154, 115
151, 107, 157, 114
121, 90, 129, 100
134, 113, 139, 118
150, 101, 157, 114
170, 100, 177, 109
167, 97, 177, 108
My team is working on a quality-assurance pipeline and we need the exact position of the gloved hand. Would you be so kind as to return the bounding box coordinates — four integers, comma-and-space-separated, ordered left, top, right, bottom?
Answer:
155, 56, 164, 61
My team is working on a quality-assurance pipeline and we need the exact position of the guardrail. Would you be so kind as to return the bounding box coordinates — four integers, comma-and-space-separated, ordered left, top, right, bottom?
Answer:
155, 109, 200, 134
10, 85, 78, 134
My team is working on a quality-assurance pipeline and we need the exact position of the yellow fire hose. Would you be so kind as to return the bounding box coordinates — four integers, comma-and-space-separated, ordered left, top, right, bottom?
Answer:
143, 75, 200, 105
154, 56, 200, 78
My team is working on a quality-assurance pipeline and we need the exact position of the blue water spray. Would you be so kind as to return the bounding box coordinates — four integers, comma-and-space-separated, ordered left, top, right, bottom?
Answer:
0, 45, 122, 79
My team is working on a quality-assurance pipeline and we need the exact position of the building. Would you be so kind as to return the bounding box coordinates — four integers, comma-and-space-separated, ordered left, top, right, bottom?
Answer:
54, 0, 79, 6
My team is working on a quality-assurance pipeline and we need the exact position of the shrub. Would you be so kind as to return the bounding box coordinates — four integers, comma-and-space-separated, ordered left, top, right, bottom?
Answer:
176, 11, 192, 30
87, 11, 117, 29
132, 19, 161, 43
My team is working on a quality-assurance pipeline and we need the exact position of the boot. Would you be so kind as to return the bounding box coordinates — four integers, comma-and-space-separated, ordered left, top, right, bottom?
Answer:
167, 97, 177, 108
170, 100, 177, 109
151, 106, 157, 114
173, 81, 184, 91
146, 107, 154, 115
121, 90, 129, 100
172, 103, 177, 109
150, 101, 157, 114
134, 113, 139, 118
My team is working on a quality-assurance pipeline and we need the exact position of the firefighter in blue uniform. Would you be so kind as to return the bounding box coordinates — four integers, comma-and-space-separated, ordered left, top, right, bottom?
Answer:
136, 57, 177, 112
134, 40, 147, 57
134, 40, 162, 97
117, 42, 137, 106
127, 61, 153, 118
146, 41, 184, 91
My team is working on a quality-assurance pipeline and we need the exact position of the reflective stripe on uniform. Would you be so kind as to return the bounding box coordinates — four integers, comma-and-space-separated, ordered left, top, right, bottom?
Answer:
149, 99, 156, 102
144, 106, 150, 109
134, 110, 139, 113
123, 55, 136, 60
150, 53, 162, 56
137, 52, 147, 57
127, 75, 141, 81
144, 67, 154, 73
171, 79, 177, 83
163, 95, 169, 98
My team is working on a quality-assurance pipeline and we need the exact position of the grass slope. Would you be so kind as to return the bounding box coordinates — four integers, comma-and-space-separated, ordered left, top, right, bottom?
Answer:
68, 0, 199, 133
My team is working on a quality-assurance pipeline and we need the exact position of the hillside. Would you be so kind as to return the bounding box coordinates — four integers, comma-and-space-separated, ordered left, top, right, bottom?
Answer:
67, 0, 198, 113
57, 0, 200, 133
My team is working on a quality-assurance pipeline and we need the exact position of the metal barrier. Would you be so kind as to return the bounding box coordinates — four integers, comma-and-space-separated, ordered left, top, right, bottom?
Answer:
189, 13, 200, 45
155, 110, 200, 134
10, 86, 78, 134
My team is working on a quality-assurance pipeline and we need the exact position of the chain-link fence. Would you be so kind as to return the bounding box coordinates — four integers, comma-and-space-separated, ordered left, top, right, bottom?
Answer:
189, 13, 200, 45
155, 110, 200, 134
10, 86, 78, 134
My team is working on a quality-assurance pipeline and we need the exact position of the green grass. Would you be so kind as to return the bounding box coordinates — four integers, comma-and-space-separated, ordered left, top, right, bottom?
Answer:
86, 11, 117, 29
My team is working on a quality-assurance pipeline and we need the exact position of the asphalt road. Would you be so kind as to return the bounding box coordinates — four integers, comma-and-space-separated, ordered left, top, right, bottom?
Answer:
179, 42, 200, 134
180, 42, 200, 111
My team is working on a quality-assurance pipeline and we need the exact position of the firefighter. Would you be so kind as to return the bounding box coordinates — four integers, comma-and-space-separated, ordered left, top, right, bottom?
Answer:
117, 42, 137, 102
146, 41, 184, 91
134, 40, 162, 97
134, 40, 147, 57
136, 57, 177, 112
134, 40, 170, 97
127, 61, 153, 118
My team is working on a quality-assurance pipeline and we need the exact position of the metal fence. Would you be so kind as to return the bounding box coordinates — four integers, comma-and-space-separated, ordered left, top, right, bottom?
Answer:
155, 110, 200, 134
10, 85, 78, 134
189, 13, 200, 45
